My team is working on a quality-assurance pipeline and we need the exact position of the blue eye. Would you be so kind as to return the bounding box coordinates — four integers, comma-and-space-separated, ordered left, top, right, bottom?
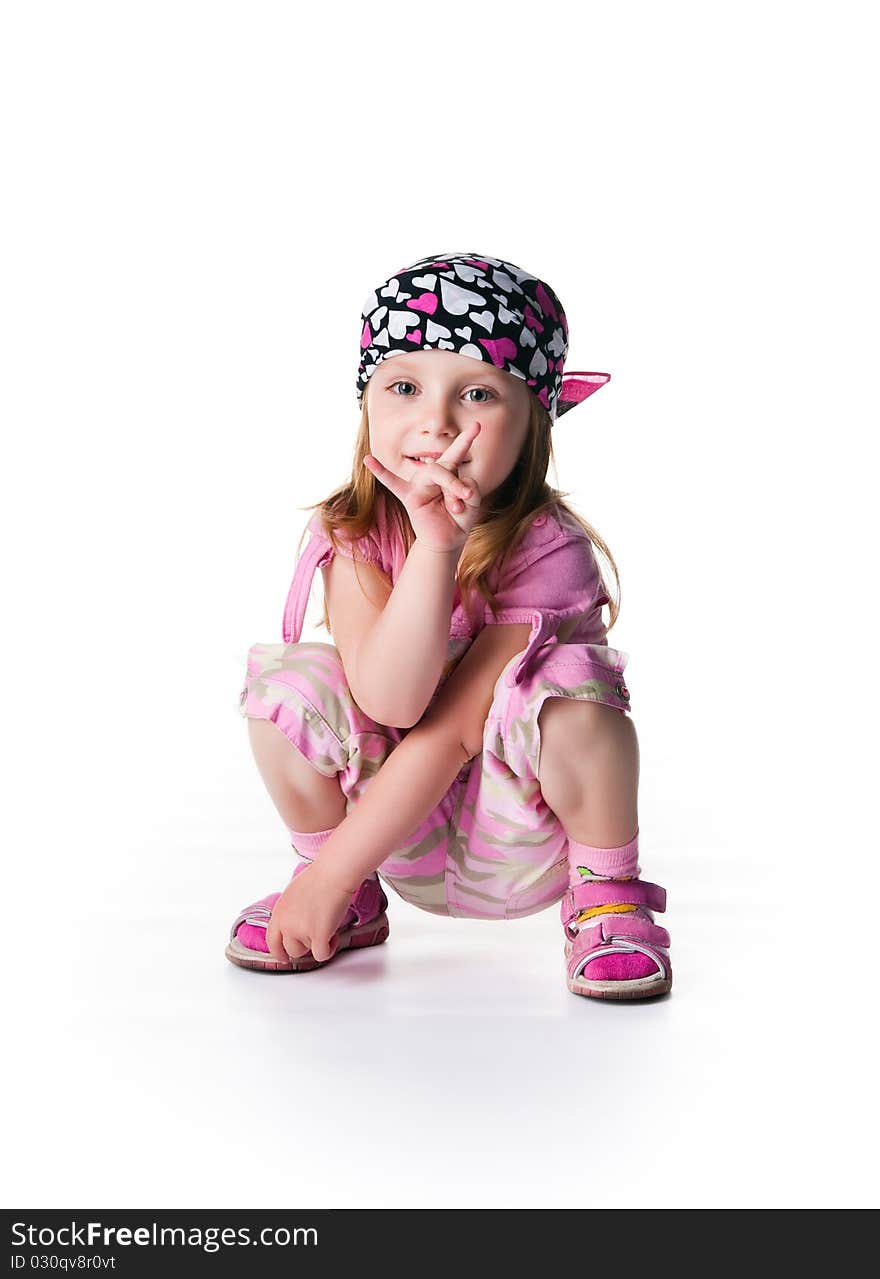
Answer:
388, 380, 495, 402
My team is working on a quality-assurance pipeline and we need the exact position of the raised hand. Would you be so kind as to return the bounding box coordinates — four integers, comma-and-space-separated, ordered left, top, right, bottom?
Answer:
362, 421, 483, 553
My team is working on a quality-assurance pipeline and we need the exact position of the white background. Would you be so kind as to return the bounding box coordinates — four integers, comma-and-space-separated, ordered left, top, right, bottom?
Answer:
2, 1, 877, 1209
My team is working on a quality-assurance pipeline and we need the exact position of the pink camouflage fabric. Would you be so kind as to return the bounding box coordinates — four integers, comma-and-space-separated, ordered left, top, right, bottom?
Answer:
237, 497, 633, 921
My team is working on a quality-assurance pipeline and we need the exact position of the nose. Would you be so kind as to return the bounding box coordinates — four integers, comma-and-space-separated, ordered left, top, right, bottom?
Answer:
419, 412, 460, 447
416, 428, 459, 457
413, 392, 475, 454
420, 429, 456, 447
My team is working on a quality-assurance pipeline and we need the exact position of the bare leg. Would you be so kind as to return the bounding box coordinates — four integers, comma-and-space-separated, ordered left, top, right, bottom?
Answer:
537, 699, 639, 846
247, 717, 347, 833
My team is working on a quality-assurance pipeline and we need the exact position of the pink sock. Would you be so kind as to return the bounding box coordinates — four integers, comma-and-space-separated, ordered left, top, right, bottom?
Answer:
565, 829, 656, 981
287, 825, 379, 882
566, 830, 640, 887
287, 825, 337, 859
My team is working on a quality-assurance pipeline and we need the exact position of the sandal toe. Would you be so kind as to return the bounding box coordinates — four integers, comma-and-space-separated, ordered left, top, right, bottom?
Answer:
225, 881, 390, 972
560, 879, 673, 1000
582, 951, 659, 982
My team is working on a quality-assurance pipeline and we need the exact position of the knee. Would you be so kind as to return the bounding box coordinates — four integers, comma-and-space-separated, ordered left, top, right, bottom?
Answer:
241, 642, 350, 724
539, 697, 635, 760
246, 640, 343, 680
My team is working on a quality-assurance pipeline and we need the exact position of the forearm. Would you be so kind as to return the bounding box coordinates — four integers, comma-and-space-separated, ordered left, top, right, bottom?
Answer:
353, 540, 459, 728
312, 725, 470, 890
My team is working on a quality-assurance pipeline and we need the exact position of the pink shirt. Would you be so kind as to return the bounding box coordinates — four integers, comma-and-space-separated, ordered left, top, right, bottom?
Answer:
282, 497, 611, 690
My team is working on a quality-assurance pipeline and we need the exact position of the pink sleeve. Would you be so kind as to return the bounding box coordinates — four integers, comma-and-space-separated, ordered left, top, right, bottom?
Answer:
484, 531, 603, 625
481, 526, 607, 687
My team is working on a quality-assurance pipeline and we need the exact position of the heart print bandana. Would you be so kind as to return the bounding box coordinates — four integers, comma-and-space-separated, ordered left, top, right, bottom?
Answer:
356, 250, 610, 422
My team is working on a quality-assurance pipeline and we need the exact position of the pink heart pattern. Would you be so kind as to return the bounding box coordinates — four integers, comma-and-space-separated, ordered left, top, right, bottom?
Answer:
356, 250, 610, 422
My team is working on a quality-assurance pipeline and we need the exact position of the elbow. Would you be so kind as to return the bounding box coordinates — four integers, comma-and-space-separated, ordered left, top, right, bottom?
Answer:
350, 684, 421, 732
343, 657, 401, 729
367, 704, 418, 732
387, 702, 430, 732
347, 660, 431, 730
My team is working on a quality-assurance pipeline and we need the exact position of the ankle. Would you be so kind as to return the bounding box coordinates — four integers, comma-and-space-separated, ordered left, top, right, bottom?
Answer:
566, 829, 640, 886
288, 825, 380, 887
287, 825, 338, 857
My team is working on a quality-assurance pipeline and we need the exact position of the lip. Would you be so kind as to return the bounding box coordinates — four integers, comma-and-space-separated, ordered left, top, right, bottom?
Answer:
406, 453, 473, 463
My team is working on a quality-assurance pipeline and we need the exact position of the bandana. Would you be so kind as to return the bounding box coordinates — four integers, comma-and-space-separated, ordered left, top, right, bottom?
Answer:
356, 250, 609, 422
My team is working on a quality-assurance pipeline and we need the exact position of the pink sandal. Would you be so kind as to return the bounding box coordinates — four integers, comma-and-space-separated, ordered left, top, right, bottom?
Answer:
225, 876, 390, 972
561, 879, 672, 1000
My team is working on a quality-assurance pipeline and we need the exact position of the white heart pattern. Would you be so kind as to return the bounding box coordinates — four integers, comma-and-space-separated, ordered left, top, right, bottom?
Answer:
388, 310, 423, 339
425, 319, 452, 342
439, 279, 486, 315
356, 249, 607, 422
469, 310, 495, 333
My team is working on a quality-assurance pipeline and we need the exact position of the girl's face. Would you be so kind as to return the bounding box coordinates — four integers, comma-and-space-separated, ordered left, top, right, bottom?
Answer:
366, 348, 532, 505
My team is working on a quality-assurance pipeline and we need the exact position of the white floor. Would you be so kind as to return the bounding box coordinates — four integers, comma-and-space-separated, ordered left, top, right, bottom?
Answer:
5, 716, 874, 1209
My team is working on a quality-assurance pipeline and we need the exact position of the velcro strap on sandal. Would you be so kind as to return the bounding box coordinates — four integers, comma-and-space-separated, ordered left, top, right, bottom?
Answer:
560, 878, 666, 930
348, 877, 387, 927
568, 916, 671, 983
574, 913, 670, 950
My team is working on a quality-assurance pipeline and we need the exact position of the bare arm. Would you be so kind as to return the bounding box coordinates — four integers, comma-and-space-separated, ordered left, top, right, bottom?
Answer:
264, 720, 470, 962
332, 422, 484, 730
310, 622, 532, 891
351, 540, 460, 729
265, 624, 536, 962
309, 722, 471, 890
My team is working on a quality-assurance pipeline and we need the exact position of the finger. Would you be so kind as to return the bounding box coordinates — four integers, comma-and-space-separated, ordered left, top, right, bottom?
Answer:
439, 419, 482, 467
460, 475, 481, 504
363, 454, 406, 501
309, 932, 335, 963
266, 922, 289, 964
449, 490, 476, 516
282, 929, 311, 961
419, 460, 474, 501
450, 467, 484, 515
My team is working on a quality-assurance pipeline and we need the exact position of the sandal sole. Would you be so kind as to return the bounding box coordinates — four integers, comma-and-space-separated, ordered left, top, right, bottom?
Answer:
567, 972, 672, 1000
225, 912, 390, 972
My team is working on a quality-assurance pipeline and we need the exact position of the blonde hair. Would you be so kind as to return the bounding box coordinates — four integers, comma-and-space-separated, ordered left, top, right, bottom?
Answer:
295, 392, 621, 635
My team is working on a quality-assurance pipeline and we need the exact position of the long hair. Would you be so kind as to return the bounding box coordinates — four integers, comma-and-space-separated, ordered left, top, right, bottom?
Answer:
294, 392, 621, 636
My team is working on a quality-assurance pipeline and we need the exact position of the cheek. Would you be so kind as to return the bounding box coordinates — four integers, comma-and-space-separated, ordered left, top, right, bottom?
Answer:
373, 432, 405, 468
368, 420, 393, 454
478, 436, 518, 476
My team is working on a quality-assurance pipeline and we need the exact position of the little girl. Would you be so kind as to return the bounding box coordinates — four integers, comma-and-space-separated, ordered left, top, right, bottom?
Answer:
227, 250, 672, 1000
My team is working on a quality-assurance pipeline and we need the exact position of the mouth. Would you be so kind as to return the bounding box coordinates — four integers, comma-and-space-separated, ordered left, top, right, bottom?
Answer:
406, 455, 473, 465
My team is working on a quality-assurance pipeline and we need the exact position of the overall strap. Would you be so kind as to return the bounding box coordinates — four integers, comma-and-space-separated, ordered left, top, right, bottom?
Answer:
281, 528, 335, 644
